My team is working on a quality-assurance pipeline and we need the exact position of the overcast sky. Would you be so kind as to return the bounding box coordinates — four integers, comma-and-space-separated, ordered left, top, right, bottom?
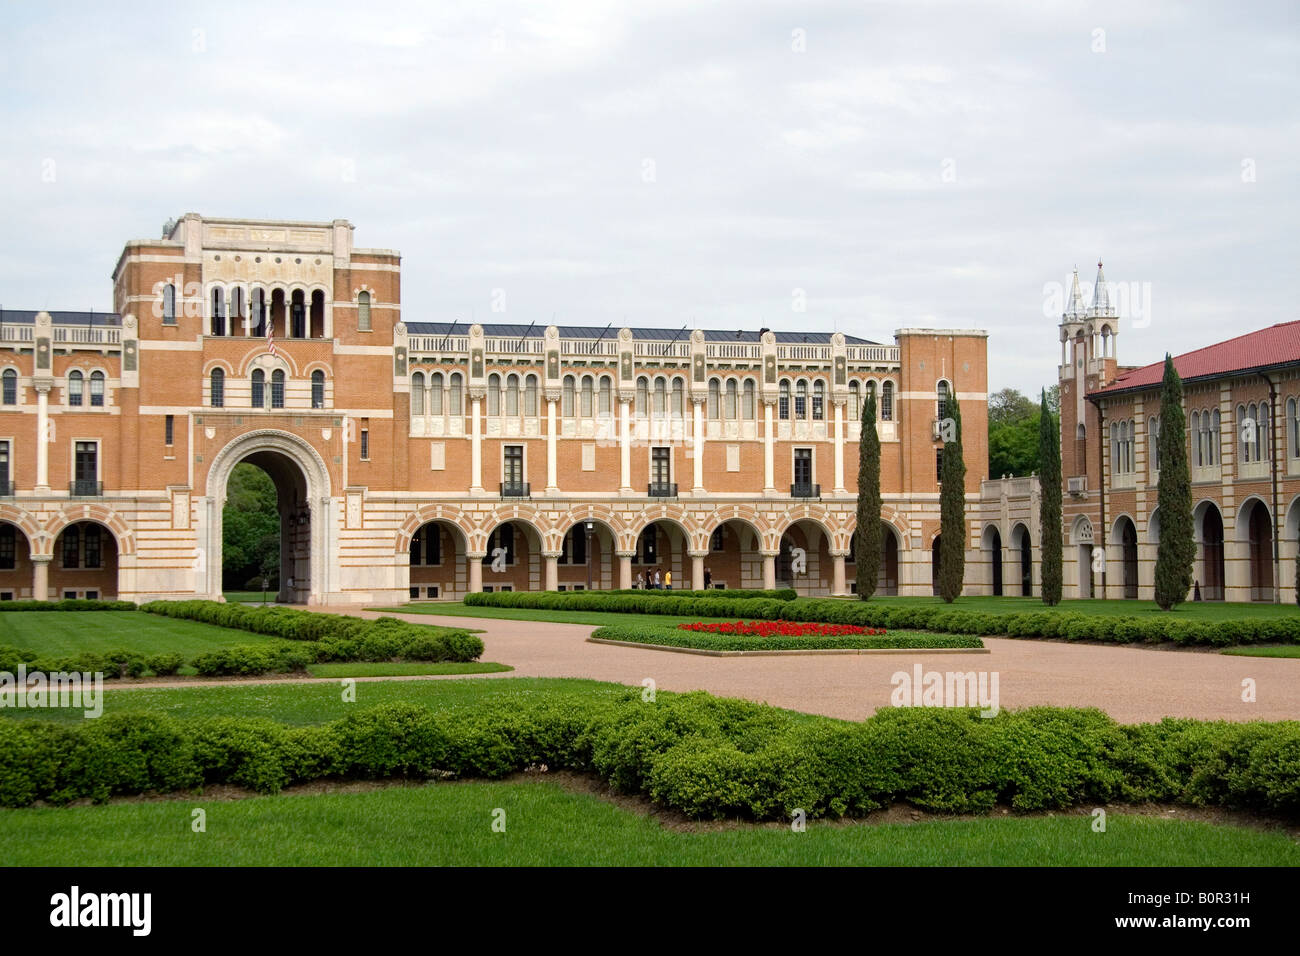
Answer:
1, 0, 1296, 396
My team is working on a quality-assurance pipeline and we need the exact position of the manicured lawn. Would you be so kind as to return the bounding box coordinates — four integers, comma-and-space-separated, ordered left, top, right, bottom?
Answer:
304, 661, 513, 678
1, 780, 1293, 866
371, 602, 766, 629
0, 610, 282, 657
1220, 645, 1300, 658
592, 624, 983, 652
222, 591, 276, 604
0, 676, 624, 725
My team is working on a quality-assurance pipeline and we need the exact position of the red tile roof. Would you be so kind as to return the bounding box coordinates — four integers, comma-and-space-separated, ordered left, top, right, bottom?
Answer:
1091, 321, 1300, 395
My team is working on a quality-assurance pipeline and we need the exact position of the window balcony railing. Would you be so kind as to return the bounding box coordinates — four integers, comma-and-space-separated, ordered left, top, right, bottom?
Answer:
647, 482, 678, 498
500, 481, 530, 498
790, 482, 820, 499
69, 479, 103, 497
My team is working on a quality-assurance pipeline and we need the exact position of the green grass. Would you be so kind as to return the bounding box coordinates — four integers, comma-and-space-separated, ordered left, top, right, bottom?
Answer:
304, 661, 513, 678
0, 610, 282, 657
593, 624, 982, 652
1, 779, 1293, 866
1220, 645, 1300, 658
222, 591, 276, 604
0, 676, 623, 725
371, 602, 765, 629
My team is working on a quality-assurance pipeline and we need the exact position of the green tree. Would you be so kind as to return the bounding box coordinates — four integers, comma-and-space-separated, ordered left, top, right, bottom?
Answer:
937, 395, 966, 603
1038, 388, 1062, 606
989, 386, 1059, 478
1154, 355, 1195, 610
222, 463, 280, 590
855, 390, 882, 599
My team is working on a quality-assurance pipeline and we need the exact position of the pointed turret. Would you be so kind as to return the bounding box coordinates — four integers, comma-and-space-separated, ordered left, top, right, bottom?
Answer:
1091, 260, 1112, 316
1065, 267, 1086, 318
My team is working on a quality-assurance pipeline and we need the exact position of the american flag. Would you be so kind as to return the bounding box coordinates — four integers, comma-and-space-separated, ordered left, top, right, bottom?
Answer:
266, 313, 278, 357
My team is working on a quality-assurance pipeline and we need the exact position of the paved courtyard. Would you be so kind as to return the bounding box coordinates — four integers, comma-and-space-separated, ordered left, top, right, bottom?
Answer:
321, 607, 1300, 724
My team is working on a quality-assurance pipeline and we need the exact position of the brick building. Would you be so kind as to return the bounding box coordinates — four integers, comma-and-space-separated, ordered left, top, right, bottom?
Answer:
1059, 263, 1300, 602
0, 214, 1036, 604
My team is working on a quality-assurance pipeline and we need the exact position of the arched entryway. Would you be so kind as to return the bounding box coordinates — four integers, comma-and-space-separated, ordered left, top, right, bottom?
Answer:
982, 525, 1002, 596
1114, 516, 1138, 599
556, 518, 617, 591
706, 519, 764, 590
1010, 522, 1032, 596
49, 521, 120, 600
480, 519, 545, 593
778, 518, 834, 594
0, 521, 33, 600
204, 431, 332, 605
633, 519, 690, 589
1241, 499, 1274, 602
846, 522, 900, 596
1194, 502, 1225, 601
408, 519, 467, 600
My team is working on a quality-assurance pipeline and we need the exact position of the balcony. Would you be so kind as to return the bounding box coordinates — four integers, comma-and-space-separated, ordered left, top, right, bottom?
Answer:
790, 482, 821, 499
647, 482, 678, 498
69, 479, 102, 497
500, 481, 530, 498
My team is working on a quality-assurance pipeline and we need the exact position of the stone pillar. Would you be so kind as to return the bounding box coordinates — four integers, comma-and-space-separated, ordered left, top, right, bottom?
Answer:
31, 555, 51, 602
761, 551, 777, 590
692, 398, 706, 494
619, 399, 632, 493
690, 551, 706, 590
833, 401, 846, 493
831, 550, 848, 596
544, 552, 559, 591
35, 383, 50, 491
546, 397, 559, 493
617, 552, 633, 590
470, 396, 484, 493
763, 400, 776, 495
467, 552, 484, 593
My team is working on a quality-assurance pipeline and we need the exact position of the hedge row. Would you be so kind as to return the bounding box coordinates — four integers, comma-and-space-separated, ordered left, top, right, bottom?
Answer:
2, 693, 1297, 818
0, 600, 137, 613
602, 588, 797, 601
591, 624, 984, 652
0, 645, 183, 678
463, 591, 1300, 646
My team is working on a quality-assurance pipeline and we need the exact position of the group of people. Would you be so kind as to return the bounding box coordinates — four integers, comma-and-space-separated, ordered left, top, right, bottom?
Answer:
636, 567, 714, 590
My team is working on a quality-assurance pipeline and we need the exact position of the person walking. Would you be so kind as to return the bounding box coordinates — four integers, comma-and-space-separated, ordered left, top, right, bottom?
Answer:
653, 568, 661, 589
664, 569, 672, 591
703, 567, 712, 589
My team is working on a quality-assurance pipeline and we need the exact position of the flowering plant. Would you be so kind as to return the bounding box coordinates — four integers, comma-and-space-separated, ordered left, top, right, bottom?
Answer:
677, 620, 886, 637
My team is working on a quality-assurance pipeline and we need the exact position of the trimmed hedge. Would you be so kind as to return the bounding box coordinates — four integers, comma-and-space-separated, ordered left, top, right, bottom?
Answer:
1, 693, 1297, 819
464, 591, 1300, 647
591, 623, 983, 652
602, 588, 797, 601
0, 600, 136, 613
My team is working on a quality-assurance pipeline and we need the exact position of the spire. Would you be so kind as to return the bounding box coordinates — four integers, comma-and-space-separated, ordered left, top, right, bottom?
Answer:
1091, 260, 1112, 315
1065, 267, 1085, 318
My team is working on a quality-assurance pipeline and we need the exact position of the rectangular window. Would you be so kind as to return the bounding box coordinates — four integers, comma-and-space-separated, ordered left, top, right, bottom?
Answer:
271, 375, 285, 409
74, 441, 98, 495
63, 526, 80, 569
638, 527, 657, 565
63, 590, 77, 600
503, 445, 524, 485
90, 374, 104, 407
164, 414, 174, 446
651, 446, 671, 485
711, 528, 724, 552
211, 375, 225, 408
85, 590, 98, 601
935, 448, 944, 483
794, 448, 813, 487
778, 394, 789, 420
251, 375, 264, 408
360, 419, 370, 460
794, 394, 806, 419
410, 586, 419, 599
0, 525, 14, 570
84, 524, 101, 569
0, 440, 9, 494
812, 395, 823, 421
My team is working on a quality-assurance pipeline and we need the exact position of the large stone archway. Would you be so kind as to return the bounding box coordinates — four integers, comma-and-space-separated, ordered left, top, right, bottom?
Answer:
201, 430, 333, 604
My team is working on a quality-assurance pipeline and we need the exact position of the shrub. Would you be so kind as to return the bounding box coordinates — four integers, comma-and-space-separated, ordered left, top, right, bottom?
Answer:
0, 599, 136, 612
145, 653, 184, 677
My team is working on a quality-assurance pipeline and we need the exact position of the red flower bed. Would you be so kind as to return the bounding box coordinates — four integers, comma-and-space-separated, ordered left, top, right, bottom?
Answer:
677, 620, 886, 637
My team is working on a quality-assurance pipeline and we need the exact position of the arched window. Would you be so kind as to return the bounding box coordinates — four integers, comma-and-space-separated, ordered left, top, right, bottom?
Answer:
848, 380, 860, 416
270, 370, 285, 409
2, 368, 17, 405
1125, 419, 1135, 473
524, 374, 537, 417
89, 371, 105, 408
1259, 402, 1271, 461
670, 377, 684, 416
795, 379, 808, 419
598, 376, 612, 416
635, 376, 648, 417
357, 291, 372, 331
68, 370, 84, 407
230, 287, 245, 334
707, 378, 721, 420
653, 377, 667, 416
506, 374, 520, 417
1077, 423, 1086, 441
251, 288, 266, 336
162, 284, 176, 324
1190, 410, 1201, 466
311, 370, 325, 409
1110, 421, 1119, 474
449, 372, 463, 416
211, 287, 225, 336
251, 369, 265, 408
411, 372, 425, 416
1148, 416, 1159, 472
562, 375, 575, 418
812, 380, 825, 421
580, 375, 594, 418
210, 368, 225, 408
742, 379, 756, 420
1289, 398, 1299, 460
725, 379, 738, 420
881, 381, 894, 421
778, 380, 791, 420
936, 380, 951, 419
487, 373, 501, 417
430, 372, 444, 416
1237, 405, 1248, 462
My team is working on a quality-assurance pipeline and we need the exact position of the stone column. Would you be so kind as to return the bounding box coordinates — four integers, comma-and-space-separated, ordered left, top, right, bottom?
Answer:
761, 551, 777, 590
31, 555, 51, 602
467, 552, 484, 593
544, 552, 559, 591
692, 397, 706, 494
546, 396, 560, 493
690, 551, 706, 590
617, 552, 633, 590
619, 399, 632, 493
833, 401, 846, 493
35, 382, 50, 491
830, 550, 848, 596
470, 396, 484, 493
763, 400, 776, 495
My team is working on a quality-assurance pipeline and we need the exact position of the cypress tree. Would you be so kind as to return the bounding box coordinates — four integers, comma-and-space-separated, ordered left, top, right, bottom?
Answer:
855, 390, 882, 599
938, 395, 966, 603
1038, 388, 1063, 606
1154, 354, 1195, 610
